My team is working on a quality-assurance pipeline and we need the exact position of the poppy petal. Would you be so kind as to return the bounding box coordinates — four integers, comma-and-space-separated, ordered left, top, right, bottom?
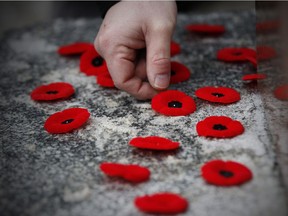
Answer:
171, 41, 181, 57
186, 24, 225, 35
44, 108, 90, 134
134, 192, 188, 214
152, 90, 196, 116
57, 42, 94, 56
242, 73, 267, 81
30, 82, 75, 101
129, 136, 180, 150
201, 160, 253, 186
217, 48, 256, 62
170, 61, 191, 84
274, 84, 288, 101
97, 73, 115, 88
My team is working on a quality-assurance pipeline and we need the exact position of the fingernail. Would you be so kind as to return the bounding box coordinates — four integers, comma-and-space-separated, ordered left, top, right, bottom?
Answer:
154, 74, 170, 89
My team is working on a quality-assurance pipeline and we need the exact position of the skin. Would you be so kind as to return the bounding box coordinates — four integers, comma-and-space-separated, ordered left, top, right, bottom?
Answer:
94, 1, 177, 100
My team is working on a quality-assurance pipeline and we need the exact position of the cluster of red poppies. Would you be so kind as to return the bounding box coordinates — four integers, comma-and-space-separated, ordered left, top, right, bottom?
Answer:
29, 22, 288, 215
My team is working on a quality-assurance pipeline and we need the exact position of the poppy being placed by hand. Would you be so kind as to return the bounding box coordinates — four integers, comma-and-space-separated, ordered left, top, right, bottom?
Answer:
80, 47, 108, 76
196, 116, 244, 138
195, 86, 240, 104
57, 42, 94, 56
30, 82, 75, 101
151, 90, 196, 116
44, 108, 90, 134
274, 84, 288, 101
171, 41, 181, 57
170, 61, 191, 84
242, 73, 267, 81
129, 136, 180, 151
217, 47, 256, 62
257, 46, 277, 61
97, 73, 115, 88
134, 192, 188, 214
100, 162, 150, 183
186, 24, 225, 35
201, 160, 253, 186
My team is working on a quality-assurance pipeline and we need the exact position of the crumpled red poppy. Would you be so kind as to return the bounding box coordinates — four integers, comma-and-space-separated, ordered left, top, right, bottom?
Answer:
30, 82, 75, 101
44, 108, 90, 134
217, 47, 256, 62
151, 90, 196, 116
274, 84, 288, 101
170, 61, 190, 84
171, 41, 181, 57
134, 192, 188, 214
100, 162, 150, 183
242, 73, 267, 81
97, 73, 115, 88
80, 47, 109, 76
186, 24, 225, 35
129, 136, 180, 151
201, 160, 253, 186
57, 42, 94, 56
257, 46, 277, 61
196, 116, 244, 138
195, 86, 241, 104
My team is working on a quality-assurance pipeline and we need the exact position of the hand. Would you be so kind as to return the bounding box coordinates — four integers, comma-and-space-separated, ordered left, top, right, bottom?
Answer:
94, 1, 177, 100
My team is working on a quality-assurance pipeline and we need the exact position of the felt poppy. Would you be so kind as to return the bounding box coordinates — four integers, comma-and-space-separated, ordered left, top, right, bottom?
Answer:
171, 41, 181, 57
217, 48, 256, 62
129, 136, 180, 151
256, 20, 280, 33
242, 73, 267, 81
195, 86, 241, 104
57, 42, 94, 56
134, 192, 188, 214
274, 84, 288, 101
196, 116, 244, 138
151, 90, 196, 116
185, 24, 225, 35
100, 162, 150, 183
170, 61, 190, 84
257, 46, 277, 61
30, 82, 75, 101
80, 47, 109, 76
44, 108, 90, 134
97, 73, 115, 88
201, 160, 253, 186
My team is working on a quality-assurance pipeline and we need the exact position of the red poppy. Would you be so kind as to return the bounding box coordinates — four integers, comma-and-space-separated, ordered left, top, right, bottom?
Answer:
195, 86, 240, 104
256, 20, 280, 33
100, 162, 150, 183
30, 82, 75, 101
196, 116, 244, 138
217, 48, 256, 62
170, 61, 190, 84
57, 42, 94, 56
171, 41, 181, 57
201, 160, 253, 186
151, 90, 196, 116
44, 108, 90, 134
97, 73, 115, 88
257, 46, 277, 61
245, 55, 257, 68
134, 192, 188, 214
79, 47, 109, 76
242, 73, 267, 81
186, 24, 225, 35
274, 84, 288, 101
129, 136, 180, 151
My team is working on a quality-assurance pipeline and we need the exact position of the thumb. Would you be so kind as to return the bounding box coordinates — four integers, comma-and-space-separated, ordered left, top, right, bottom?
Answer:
146, 27, 172, 90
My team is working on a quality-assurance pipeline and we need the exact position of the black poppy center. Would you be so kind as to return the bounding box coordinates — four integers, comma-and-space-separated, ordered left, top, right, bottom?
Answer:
61, 119, 74, 124
168, 101, 182, 108
171, 70, 176, 76
46, 90, 58, 94
92, 56, 104, 67
232, 51, 243, 56
213, 124, 227, 130
219, 170, 234, 178
212, 92, 225, 97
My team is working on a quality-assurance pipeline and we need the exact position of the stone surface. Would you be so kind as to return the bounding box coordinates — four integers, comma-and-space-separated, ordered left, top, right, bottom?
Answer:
0, 11, 287, 216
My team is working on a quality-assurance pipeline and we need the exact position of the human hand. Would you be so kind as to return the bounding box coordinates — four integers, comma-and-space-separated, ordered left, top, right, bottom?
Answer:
94, 1, 177, 100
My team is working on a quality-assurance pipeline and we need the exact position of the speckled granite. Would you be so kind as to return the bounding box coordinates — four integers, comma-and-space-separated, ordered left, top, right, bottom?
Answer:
0, 11, 287, 216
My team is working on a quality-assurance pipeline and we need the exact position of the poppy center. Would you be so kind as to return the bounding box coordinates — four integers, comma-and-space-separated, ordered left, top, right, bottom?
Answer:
219, 170, 234, 178
213, 124, 227, 130
171, 70, 176, 76
61, 119, 74, 124
92, 56, 104, 67
46, 90, 58, 94
232, 51, 243, 56
168, 101, 182, 108
212, 92, 225, 97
